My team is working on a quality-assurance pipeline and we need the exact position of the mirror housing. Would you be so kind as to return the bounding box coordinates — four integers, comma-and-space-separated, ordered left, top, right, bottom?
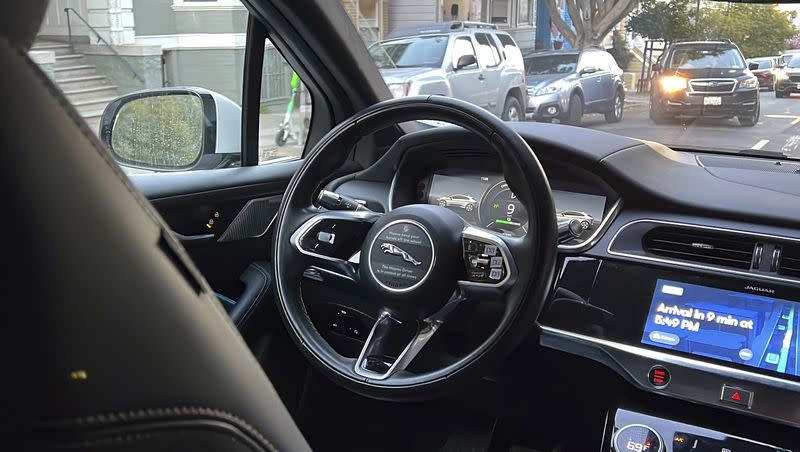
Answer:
455, 54, 477, 70
652, 62, 662, 72
748, 62, 760, 71
100, 88, 241, 172
580, 66, 598, 75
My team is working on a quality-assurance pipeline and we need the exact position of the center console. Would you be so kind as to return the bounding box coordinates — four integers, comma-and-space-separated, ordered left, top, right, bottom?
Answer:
608, 408, 792, 451
539, 257, 800, 428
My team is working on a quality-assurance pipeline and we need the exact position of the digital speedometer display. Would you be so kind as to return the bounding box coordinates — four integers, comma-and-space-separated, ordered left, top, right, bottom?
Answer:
479, 181, 527, 234
427, 169, 607, 238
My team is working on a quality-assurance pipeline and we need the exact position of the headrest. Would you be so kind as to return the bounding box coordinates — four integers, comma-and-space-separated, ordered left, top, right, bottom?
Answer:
2, 1, 48, 49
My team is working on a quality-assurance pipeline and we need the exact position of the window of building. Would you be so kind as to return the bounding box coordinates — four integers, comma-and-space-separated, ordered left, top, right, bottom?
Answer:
490, 0, 511, 25
518, 0, 532, 25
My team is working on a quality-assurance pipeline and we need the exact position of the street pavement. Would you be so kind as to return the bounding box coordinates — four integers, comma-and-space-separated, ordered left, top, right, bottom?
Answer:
583, 91, 800, 158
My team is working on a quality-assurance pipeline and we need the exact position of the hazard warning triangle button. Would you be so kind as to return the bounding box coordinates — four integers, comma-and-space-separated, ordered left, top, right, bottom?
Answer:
721, 385, 752, 407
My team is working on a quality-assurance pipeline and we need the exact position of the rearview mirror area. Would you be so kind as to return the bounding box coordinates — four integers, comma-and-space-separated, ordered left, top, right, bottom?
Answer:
100, 88, 242, 172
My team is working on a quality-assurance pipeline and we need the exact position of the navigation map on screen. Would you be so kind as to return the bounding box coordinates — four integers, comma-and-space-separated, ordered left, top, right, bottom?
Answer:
641, 279, 800, 377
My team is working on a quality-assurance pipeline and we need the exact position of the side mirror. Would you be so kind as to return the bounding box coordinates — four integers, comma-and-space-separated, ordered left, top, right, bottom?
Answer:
100, 88, 241, 172
776, 63, 786, 69
455, 54, 477, 70
580, 65, 598, 75
652, 62, 661, 72
748, 62, 760, 71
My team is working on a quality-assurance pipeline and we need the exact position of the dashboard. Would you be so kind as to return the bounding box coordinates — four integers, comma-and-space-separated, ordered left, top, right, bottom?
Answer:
324, 122, 800, 450
426, 169, 607, 239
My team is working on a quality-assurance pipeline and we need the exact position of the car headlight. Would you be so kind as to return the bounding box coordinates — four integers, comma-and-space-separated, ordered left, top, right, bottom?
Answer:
660, 76, 687, 93
739, 77, 759, 90
535, 80, 566, 96
387, 82, 410, 98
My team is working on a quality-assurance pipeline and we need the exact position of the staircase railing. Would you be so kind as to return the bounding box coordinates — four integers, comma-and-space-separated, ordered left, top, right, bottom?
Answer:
63, 7, 145, 84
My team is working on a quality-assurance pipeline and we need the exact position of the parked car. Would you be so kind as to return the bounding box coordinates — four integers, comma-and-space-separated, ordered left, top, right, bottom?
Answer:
523, 47, 625, 126
649, 40, 760, 126
746, 57, 779, 89
780, 53, 795, 66
774, 54, 800, 97
368, 21, 527, 121
556, 210, 595, 230
438, 194, 477, 211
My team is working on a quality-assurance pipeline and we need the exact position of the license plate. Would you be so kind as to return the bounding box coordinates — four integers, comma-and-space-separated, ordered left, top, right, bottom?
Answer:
703, 96, 722, 106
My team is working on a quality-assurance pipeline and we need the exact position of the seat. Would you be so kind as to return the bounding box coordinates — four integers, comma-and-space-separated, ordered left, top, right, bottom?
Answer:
4, 3, 311, 451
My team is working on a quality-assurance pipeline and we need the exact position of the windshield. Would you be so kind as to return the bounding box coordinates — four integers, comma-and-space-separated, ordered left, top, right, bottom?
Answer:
669, 47, 746, 69
526, 55, 579, 75
369, 36, 448, 69
749, 59, 773, 69
356, 1, 800, 160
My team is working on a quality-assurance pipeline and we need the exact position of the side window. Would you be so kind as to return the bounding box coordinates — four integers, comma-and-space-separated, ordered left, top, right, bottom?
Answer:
452, 37, 478, 70
258, 42, 311, 164
475, 33, 501, 68
580, 51, 602, 71
36, 0, 310, 174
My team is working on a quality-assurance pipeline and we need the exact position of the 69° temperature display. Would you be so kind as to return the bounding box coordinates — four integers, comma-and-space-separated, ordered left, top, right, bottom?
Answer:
613, 425, 662, 452
478, 181, 528, 235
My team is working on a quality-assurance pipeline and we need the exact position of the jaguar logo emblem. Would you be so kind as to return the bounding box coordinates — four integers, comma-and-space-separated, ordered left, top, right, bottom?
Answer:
380, 243, 422, 266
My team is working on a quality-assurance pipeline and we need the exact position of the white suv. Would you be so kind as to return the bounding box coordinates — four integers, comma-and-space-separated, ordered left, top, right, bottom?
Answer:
369, 21, 527, 121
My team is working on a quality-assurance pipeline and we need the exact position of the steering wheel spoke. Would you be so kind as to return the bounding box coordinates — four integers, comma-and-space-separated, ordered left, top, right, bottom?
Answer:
354, 290, 464, 380
289, 209, 382, 282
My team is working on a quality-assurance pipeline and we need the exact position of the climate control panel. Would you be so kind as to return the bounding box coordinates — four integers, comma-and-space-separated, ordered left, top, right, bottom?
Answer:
610, 409, 791, 452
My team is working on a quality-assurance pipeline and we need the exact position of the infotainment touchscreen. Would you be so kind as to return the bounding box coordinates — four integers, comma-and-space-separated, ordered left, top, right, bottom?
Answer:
641, 279, 800, 377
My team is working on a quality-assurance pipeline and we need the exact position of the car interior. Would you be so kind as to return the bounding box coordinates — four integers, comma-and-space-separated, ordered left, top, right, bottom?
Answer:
11, 0, 800, 451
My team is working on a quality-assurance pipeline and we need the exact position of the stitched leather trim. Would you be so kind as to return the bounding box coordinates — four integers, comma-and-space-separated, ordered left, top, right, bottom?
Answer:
35, 407, 278, 452
238, 262, 271, 326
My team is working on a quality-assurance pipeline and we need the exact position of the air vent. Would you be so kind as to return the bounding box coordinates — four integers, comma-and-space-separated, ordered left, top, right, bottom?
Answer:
642, 227, 757, 270
779, 244, 800, 278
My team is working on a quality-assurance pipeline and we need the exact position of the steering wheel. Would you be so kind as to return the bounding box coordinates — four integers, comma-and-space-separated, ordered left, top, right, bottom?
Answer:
273, 96, 557, 400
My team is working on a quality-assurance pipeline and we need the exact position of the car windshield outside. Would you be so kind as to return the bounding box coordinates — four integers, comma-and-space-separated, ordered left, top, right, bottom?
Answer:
668, 47, 746, 70
355, 1, 800, 160
38, 0, 800, 165
750, 59, 773, 70
526, 54, 578, 75
369, 36, 448, 69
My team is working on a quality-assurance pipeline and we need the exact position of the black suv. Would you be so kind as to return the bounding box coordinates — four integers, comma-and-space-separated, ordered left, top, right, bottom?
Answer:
649, 40, 760, 126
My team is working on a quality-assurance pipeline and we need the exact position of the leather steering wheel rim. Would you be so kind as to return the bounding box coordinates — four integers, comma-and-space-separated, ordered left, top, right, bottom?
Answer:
273, 96, 558, 400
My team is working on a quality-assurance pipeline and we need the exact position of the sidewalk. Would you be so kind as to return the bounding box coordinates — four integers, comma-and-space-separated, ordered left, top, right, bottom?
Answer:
625, 92, 649, 111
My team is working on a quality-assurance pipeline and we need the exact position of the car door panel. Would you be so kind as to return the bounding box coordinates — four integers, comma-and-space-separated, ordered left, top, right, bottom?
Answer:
449, 36, 485, 107
130, 162, 300, 329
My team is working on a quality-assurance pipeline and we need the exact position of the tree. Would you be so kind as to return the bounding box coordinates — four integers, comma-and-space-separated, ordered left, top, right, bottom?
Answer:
626, 0, 695, 42
544, 0, 640, 47
608, 30, 634, 70
702, 4, 795, 58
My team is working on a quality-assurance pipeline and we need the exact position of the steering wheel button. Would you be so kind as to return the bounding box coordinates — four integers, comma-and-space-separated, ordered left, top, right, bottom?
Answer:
483, 244, 498, 256
317, 231, 335, 244
490, 256, 503, 268
489, 268, 503, 280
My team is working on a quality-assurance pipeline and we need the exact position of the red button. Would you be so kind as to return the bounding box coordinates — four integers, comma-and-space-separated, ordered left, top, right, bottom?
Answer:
721, 385, 752, 407
648, 365, 670, 387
